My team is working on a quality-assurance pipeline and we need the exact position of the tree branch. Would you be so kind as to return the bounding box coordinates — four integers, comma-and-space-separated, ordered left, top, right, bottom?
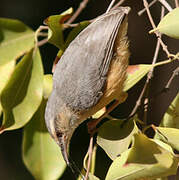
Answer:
143, 0, 171, 57
66, 0, 89, 24
138, 0, 157, 16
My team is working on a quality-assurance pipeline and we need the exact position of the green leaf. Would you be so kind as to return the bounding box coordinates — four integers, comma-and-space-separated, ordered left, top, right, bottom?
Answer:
0, 49, 43, 132
64, 21, 90, 48
124, 64, 153, 91
155, 127, 179, 151
43, 74, 53, 99
150, 8, 179, 39
106, 134, 179, 180
22, 99, 66, 180
0, 60, 15, 115
155, 177, 168, 180
0, 18, 35, 65
45, 8, 73, 49
97, 118, 138, 160
160, 93, 179, 128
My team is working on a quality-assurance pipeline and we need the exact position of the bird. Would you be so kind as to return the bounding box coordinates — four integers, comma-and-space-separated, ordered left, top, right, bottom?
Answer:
45, 6, 130, 166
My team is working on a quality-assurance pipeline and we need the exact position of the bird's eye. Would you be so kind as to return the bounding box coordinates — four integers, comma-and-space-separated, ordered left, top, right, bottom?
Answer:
56, 131, 63, 138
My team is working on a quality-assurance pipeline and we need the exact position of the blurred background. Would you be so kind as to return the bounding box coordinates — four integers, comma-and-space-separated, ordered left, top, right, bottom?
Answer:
0, 0, 178, 179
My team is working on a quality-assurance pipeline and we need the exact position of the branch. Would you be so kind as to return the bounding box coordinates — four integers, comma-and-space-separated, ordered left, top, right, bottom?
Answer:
106, 0, 117, 13
165, 66, 179, 89
129, 6, 165, 118
143, 0, 171, 57
158, 0, 172, 11
66, 0, 89, 24
138, 0, 157, 16
84, 136, 94, 180
111, 0, 127, 10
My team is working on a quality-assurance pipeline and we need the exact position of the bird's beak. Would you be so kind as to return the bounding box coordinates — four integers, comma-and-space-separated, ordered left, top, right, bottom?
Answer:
58, 133, 70, 166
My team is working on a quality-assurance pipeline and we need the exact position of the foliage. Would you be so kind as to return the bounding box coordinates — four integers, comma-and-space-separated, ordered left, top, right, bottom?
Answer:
0, 2, 179, 180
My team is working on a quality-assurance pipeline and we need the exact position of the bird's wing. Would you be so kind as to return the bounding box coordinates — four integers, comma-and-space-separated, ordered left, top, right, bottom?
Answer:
53, 7, 130, 111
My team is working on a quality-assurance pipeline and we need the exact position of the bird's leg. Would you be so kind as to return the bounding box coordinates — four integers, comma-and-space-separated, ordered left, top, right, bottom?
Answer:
87, 92, 128, 135
87, 100, 120, 135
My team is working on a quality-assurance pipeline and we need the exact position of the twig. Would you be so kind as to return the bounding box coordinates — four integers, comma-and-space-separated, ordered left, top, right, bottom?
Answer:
106, 0, 116, 13
37, 38, 49, 47
84, 136, 94, 180
175, 0, 179, 7
129, 6, 165, 118
34, 25, 49, 48
143, 7, 165, 123
143, 0, 171, 57
138, 0, 157, 16
165, 66, 179, 89
148, 6, 165, 77
111, 0, 127, 10
158, 0, 172, 11
66, 0, 89, 24
129, 80, 148, 117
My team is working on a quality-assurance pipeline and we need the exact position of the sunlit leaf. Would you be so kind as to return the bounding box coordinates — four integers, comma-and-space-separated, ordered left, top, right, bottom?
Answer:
0, 60, 15, 115
0, 49, 43, 132
92, 107, 106, 119
45, 8, 73, 49
160, 93, 179, 128
43, 74, 53, 99
0, 18, 35, 65
106, 134, 179, 180
155, 127, 179, 151
97, 117, 138, 160
150, 8, 179, 39
22, 99, 66, 180
124, 64, 152, 91
153, 139, 174, 154
155, 177, 168, 180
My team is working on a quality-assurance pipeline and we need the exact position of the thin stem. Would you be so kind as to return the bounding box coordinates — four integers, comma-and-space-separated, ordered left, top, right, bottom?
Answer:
129, 81, 148, 117
158, 0, 173, 11
148, 6, 164, 78
130, 6, 165, 118
84, 136, 94, 180
165, 66, 179, 89
175, 0, 179, 7
138, 0, 157, 16
111, 0, 127, 10
34, 25, 49, 49
37, 38, 49, 47
143, 0, 171, 57
106, 0, 116, 13
66, 0, 89, 24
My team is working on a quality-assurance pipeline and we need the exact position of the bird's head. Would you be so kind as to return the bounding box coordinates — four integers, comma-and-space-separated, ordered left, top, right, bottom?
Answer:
45, 91, 79, 165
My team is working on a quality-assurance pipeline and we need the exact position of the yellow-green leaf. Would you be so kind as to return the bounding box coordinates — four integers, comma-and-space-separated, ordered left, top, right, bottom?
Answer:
0, 49, 43, 132
45, 8, 73, 49
97, 118, 138, 160
150, 8, 179, 39
160, 93, 179, 128
155, 127, 179, 151
43, 74, 53, 99
124, 64, 152, 91
0, 18, 35, 65
0, 60, 15, 115
22, 99, 66, 180
106, 134, 179, 180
